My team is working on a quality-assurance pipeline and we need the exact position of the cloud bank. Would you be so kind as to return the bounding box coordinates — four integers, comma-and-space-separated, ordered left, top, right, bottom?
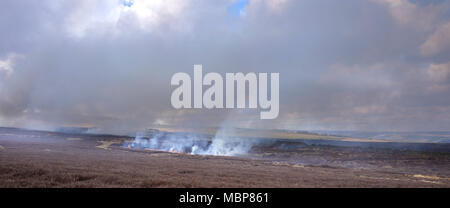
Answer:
1, 0, 450, 133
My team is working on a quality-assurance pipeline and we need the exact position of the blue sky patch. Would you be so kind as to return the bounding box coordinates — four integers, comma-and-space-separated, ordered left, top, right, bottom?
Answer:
122, 0, 134, 7
228, 0, 249, 17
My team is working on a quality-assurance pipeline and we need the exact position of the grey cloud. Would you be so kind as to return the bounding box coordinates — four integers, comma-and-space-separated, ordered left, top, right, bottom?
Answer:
0, 0, 450, 133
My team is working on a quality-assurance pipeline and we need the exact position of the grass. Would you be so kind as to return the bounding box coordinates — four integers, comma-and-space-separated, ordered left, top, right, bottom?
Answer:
154, 126, 387, 142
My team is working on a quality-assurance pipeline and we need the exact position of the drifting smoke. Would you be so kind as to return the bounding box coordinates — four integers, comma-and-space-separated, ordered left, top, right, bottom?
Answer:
124, 128, 261, 156
203, 127, 260, 156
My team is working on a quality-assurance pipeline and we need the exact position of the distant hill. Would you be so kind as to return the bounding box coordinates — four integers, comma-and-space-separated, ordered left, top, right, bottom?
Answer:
151, 126, 389, 143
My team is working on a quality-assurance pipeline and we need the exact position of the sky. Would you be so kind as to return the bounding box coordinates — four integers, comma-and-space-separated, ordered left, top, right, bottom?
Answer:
0, 0, 450, 134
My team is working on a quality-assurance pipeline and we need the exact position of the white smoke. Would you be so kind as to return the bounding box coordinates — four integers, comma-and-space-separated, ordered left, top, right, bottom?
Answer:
125, 127, 260, 156
199, 127, 258, 156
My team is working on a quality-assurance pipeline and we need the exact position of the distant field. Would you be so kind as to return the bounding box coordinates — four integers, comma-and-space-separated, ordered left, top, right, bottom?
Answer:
153, 126, 450, 144
154, 126, 389, 143
313, 130, 450, 143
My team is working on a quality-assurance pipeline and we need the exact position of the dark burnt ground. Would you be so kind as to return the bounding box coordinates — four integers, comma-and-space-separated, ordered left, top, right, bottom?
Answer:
0, 127, 449, 187
249, 140, 450, 177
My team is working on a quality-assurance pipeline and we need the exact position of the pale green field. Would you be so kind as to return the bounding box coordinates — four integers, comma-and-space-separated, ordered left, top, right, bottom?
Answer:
153, 126, 389, 143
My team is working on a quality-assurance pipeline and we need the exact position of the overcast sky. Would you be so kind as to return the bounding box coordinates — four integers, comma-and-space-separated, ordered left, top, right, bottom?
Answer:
1, 0, 450, 133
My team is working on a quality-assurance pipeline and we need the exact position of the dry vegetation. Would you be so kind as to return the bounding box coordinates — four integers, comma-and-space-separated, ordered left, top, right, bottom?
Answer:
154, 126, 386, 142
0, 128, 449, 187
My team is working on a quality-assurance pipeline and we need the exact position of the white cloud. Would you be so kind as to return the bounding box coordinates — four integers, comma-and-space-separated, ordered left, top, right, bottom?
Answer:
248, 0, 289, 14
420, 21, 450, 57
428, 62, 450, 82
63, 0, 189, 38
372, 0, 440, 31
0, 53, 22, 78
426, 62, 450, 92
265, 0, 289, 13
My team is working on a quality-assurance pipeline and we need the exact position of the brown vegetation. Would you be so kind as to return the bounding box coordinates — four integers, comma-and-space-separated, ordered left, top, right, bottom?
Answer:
0, 128, 449, 187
